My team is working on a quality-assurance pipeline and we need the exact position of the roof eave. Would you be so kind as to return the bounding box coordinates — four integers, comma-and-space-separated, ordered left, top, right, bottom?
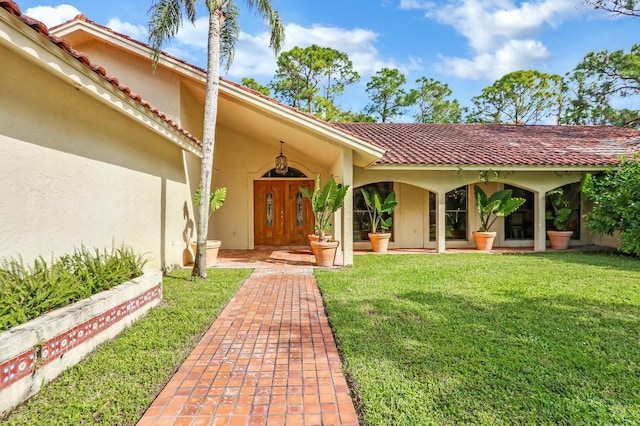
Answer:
51, 18, 208, 83
0, 7, 202, 157
219, 80, 385, 167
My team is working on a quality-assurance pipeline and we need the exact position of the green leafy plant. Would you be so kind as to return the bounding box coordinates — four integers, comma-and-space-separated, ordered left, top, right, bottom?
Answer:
300, 175, 350, 242
582, 155, 640, 256
194, 186, 227, 219
4, 268, 249, 425
360, 189, 398, 233
474, 185, 526, 232
0, 246, 147, 331
545, 188, 574, 231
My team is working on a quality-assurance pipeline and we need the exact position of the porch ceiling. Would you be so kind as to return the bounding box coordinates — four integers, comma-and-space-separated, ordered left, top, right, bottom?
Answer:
217, 83, 383, 169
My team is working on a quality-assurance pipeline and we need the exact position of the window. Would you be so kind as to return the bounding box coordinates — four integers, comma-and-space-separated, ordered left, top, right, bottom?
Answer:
446, 186, 468, 240
504, 185, 534, 240
545, 183, 581, 239
261, 168, 306, 178
428, 186, 468, 240
353, 182, 394, 241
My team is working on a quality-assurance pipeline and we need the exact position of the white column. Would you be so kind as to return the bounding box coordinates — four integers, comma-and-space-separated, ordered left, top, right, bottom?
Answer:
341, 149, 354, 266
535, 191, 546, 251
436, 191, 446, 253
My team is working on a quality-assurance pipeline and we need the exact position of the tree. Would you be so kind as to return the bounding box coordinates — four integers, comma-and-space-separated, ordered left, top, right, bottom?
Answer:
412, 77, 465, 123
270, 44, 359, 119
334, 110, 376, 122
562, 45, 640, 128
365, 68, 415, 122
582, 156, 640, 257
584, 0, 640, 16
148, 0, 284, 278
241, 77, 270, 96
471, 70, 567, 124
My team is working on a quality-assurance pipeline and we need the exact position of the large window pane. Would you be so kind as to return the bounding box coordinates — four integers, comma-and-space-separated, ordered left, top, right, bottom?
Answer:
545, 183, 581, 239
504, 185, 534, 240
446, 186, 468, 240
354, 182, 394, 241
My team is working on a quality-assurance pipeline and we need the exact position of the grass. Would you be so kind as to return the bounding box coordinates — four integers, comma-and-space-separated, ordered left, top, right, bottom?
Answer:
4, 268, 250, 425
315, 252, 640, 425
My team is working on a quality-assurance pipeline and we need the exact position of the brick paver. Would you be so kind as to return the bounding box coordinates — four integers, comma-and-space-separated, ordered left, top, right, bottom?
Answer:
137, 251, 358, 426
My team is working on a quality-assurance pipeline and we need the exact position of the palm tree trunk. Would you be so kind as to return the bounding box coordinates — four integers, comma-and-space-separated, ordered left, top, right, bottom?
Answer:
193, 10, 223, 279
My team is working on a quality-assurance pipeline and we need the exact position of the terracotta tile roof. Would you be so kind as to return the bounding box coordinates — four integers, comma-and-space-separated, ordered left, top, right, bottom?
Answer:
334, 123, 640, 167
0, 0, 201, 147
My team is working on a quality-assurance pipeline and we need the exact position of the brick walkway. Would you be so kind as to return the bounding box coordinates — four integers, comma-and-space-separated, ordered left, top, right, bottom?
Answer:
137, 251, 358, 426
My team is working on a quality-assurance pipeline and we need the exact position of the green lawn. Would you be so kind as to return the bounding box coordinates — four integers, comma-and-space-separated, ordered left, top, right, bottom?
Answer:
4, 268, 250, 425
316, 252, 640, 425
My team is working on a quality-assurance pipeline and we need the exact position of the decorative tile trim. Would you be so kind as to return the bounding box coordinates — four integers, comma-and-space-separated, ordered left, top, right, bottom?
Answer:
0, 284, 160, 391
0, 349, 34, 391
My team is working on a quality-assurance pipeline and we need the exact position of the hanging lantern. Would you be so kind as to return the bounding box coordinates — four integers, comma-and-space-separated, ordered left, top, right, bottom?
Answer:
275, 140, 288, 175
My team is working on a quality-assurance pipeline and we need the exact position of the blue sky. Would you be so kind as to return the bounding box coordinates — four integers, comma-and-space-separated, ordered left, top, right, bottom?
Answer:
15, 0, 639, 117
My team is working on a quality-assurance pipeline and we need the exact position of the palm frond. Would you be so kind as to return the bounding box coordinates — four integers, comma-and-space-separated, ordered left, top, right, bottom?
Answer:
148, 0, 198, 69
244, 0, 285, 54
220, 2, 240, 71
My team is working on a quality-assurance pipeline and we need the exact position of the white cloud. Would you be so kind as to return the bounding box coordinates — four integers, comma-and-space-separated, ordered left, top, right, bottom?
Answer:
435, 39, 550, 80
24, 4, 80, 27
399, 0, 436, 10
174, 17, 209, 49
168, 20, 421, 79
424, 0, 580, 79
106, 18, 147, 40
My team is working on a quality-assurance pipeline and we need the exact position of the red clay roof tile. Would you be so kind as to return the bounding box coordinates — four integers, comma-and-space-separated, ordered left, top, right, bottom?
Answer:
0, 0, 200, 147
334, 123, 640, 167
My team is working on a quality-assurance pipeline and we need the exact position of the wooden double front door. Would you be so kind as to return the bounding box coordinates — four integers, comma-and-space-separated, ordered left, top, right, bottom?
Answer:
254, 180, 315, 245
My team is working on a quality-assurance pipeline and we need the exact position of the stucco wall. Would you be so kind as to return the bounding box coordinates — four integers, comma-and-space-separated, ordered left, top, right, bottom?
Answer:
69, 40, 182, 124
0, 44, 196, 269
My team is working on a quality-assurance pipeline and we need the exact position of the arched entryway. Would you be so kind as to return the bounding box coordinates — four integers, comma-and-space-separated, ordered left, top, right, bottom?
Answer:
254, 168, 315, 245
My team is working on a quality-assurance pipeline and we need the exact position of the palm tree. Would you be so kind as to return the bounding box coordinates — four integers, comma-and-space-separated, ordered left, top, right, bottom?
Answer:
148, 0, 284, 278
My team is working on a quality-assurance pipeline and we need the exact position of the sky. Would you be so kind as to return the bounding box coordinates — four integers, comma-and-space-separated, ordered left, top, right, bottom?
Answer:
14, 0, 639, 118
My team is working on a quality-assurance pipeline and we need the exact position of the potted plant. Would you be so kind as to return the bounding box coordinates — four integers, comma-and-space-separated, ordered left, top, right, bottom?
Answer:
192, 186, 227, 266
545, 188, 574, 250
360, 188, 398, 252
300, 175, 349, 266
473, 185, 525, 250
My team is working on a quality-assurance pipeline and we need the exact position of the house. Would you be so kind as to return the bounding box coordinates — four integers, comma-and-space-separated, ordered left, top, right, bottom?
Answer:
1, 0, 639, 269
0, 1, 201, 269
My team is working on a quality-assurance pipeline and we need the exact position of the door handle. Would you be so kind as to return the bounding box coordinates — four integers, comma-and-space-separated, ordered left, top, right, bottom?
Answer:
280, 210, 284, 219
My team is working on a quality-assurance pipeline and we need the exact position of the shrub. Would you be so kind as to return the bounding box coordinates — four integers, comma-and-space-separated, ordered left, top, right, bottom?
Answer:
582, 155, 640, 256
0, 246, 148, 331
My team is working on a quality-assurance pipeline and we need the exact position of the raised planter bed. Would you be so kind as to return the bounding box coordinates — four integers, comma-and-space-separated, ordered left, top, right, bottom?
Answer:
0, 270, 162, 418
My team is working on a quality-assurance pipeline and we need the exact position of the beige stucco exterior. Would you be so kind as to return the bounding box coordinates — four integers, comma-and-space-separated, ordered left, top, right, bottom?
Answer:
0, 9, 201, 270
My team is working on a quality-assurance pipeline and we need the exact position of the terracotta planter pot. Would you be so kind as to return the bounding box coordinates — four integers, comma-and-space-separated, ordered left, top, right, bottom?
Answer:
310, 240, 339, 267
190, 240, 221, 267
308, 234, 331, 257
547, 230, 573, 250
308, 234, 319, 257
368, 233, 391, 253
472, 231, 497, 251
